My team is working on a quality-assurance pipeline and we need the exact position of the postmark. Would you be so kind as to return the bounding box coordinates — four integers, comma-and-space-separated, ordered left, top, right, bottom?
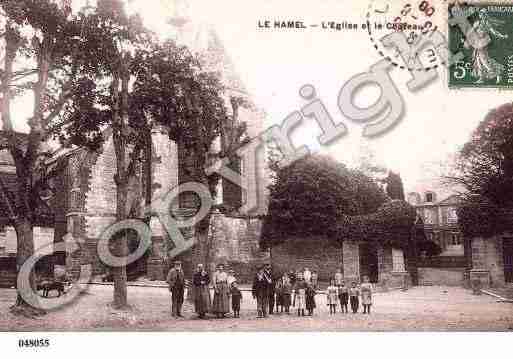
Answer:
448, 3, 513, 87
366, 0, 448, 72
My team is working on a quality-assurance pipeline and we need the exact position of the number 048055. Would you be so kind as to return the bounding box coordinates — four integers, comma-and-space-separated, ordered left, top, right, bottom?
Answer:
18, 338, 50, 348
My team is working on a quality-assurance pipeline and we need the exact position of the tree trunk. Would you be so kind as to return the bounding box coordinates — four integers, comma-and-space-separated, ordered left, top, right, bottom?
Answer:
195, 213, 213, 273
10, 218, 45, 317
112, 181, 129, 309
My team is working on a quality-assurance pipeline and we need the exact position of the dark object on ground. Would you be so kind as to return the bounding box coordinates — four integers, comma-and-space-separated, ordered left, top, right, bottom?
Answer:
37, 280, 69, 297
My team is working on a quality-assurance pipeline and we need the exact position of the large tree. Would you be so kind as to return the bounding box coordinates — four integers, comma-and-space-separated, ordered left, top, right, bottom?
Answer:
385, 171, 405, 201
261, 154, 388, 248
449, 103, 513, 238
0, 0, 87, 316
129, 39, 241, 272
52, 0, 155, 309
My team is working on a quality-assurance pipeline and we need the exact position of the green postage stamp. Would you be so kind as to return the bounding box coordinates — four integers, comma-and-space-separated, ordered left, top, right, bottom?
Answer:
449, 3, 513, 88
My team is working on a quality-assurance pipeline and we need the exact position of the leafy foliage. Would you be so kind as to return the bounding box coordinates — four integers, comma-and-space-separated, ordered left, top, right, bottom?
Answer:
261, 154, 388, 248
451, 103, 513, 238
385, 171, 405, 201
457, 196, 513, 238
332, 200, 417, 249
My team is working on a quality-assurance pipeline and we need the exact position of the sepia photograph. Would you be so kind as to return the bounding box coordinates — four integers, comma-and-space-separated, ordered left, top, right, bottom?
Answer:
0, 0, 511, 355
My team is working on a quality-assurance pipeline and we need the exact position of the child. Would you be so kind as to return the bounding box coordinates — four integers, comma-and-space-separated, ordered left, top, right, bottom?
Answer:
360, 275, 373, 314
338, 280, 349, 314
275, 276, 284, 313
311, 271, 319, 289
230, 281, 242, 318
326, 279, 338, 315
305, 283, 316, 316
293, 273, 307, 316
281, 275, 292, 314
349, 281, 360, 314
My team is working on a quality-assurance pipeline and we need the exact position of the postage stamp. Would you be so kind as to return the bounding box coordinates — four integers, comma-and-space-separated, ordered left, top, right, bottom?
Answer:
449, 3, 513, 87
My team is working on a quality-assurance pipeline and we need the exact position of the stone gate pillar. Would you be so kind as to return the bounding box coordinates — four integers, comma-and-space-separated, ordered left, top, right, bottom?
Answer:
343, 241, 360, 283
378, 245, 393, 289
469, 237, 491, 288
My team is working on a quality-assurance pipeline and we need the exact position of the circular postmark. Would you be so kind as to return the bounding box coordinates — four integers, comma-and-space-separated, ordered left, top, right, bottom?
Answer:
366, 0, 448, 72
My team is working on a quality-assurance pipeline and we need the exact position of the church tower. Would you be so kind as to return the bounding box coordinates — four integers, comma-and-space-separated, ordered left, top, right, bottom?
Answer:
164, 0, 270, 276
165, 0, 268, 216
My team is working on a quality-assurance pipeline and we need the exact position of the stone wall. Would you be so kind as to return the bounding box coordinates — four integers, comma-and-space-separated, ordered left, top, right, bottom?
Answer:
208, 212, 268, 283
418, 267, 466, 286
271, 237, 342, 281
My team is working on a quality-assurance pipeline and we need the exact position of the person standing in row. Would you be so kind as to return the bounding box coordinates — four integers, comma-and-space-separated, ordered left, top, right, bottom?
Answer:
276, 273, 292, 314
288, 270, 297, 286
293, 272, 307, 316
349, 281, 360, 314
360, 275, 373, 314
303, 267, 312, 284
166, 261, 185, 318
227, 269, 237, 314
252, 266, 271, 318
230, 281, 242, 318
338, 280, 349, 314
212, 264, 230, 318
311, 270, 319, 289
334, 269, 343, 287
305, 283, 316, 316
192, 263, 211, 319
326, 279, 338, 315
265, 264, 275, 315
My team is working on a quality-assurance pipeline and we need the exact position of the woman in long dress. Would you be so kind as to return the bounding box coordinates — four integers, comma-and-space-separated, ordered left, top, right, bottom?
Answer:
192, 264, 211, 319
212, 264, 230, 318
465, 8, 508, 84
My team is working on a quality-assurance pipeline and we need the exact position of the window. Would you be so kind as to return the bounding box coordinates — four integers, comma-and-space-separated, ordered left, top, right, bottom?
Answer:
447, 207, 458, 224
392, 248, 405, 272
450, 233, 461, 246
425, 192, 434, 203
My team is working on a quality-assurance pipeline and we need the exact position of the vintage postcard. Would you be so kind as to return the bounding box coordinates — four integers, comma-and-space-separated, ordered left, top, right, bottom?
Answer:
0, 0, 512, 351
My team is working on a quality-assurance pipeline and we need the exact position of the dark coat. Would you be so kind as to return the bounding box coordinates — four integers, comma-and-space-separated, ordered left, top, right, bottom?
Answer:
230, 286, 243, 305
193, 271, 210, 287
166, 268, 185, 291
252, 273, 271, 298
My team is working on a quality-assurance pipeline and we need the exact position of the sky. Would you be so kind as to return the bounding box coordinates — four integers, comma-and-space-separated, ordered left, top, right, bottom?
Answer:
8, 0, 513, 193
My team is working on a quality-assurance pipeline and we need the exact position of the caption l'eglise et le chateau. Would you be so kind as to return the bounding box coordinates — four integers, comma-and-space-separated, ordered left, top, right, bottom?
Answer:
257, 20, 425, 31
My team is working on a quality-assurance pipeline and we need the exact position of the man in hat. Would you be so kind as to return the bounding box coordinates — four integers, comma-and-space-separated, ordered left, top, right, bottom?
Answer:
252, 265, 270, 318
166, 260, 185, 317
264, 263, 275, 315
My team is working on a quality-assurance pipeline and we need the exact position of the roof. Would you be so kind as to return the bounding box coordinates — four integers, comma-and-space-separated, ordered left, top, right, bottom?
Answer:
406, 177, 465, 207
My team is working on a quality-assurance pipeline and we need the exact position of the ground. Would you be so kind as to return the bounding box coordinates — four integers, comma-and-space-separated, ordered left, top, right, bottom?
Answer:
0, 285, 512, 331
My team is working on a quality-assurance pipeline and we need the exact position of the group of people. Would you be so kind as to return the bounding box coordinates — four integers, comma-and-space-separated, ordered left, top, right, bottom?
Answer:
166, 261, 374, 319
326, 269, 373, 314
